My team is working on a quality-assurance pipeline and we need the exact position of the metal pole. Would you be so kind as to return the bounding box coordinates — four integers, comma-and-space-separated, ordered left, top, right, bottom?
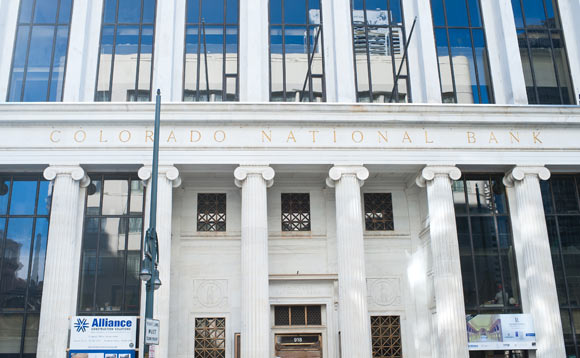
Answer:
144, 89, 161, 357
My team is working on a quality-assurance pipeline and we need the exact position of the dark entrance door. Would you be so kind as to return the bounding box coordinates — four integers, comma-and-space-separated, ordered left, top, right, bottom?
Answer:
274, 334, 322, 358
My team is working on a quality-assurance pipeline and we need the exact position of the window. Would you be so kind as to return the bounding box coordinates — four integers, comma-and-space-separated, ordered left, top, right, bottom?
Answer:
194, 317, 226, 358
95, 0, 156, 102
364, 193, 394, 231
541, 175, 580, 357
281, 193, 311, 232
351, 0, 410, 103
0, 176, 52, 358
184, 0, 239, 102
274, 305, 322, 326
453, 175, 521, 314
431, 0, 493, 104
7, 0, 74, 102
511, 0, 574, 104
77, 175, 144, 315
269, 0, 326, 102
371, 316, 402, 358
197, 193, 226, 232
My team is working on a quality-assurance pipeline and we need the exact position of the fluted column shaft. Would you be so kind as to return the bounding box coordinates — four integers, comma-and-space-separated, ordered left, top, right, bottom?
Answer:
327, 166, 372, 358
504, 166, 565, 358
235, 166, 274, 358
417, 166, 468, 358
37, 166, 89, 358
138, 166, 181, 358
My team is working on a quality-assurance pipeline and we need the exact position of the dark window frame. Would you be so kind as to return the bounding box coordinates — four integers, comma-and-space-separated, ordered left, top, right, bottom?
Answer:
268, 0, 327, 102
370, 315, 402, 358
281, 193, 311, 232
196, 193, 227, 232
94, 0, 157, 102
76, 174, 145, 316
511, 0, 574, 105
273, 305, 322, 326
350, 0, 412, 103
194, 317, 226, 357
364, 192, 394, 231
430, 0, 495, 104
183, 0, 240, 102
7, 0, 75, 102
0, 175, 52, 358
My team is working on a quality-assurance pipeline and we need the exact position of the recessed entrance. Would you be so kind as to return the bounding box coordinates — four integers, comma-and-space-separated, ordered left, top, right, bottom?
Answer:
274, 334, 322, 358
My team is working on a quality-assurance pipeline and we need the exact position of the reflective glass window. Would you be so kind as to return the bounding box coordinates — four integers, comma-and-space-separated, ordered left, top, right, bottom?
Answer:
78, 175, 144, 315
269, 0, 326, 102
511, 0, 574, 104
431, 0, 493, 104
352, 0, 411, 103
541, 175, 580, 355
453, 175, 521, 314
95, 0, 157, 102
184, 0, 239, 102
0, 175, 52, 358
7, 0, 74, 102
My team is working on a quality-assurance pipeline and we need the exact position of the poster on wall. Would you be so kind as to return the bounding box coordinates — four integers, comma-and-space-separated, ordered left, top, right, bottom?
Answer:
69, 316, 137, 350
466, 314, 537, 350
69, 350, 135, 358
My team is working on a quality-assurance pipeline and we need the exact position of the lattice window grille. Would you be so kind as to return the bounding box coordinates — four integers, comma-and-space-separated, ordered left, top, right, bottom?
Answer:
274, 306, 322, 326
281, 193, 311, 231
364, 193, 394, 231
197, 193, 227, 232
371, 316, 402, 358
194, 317, 226, 358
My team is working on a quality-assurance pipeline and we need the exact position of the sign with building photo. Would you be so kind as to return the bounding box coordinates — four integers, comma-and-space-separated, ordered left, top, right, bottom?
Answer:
69, 350, 135, 358
466, 314, 536, 351
69, 316, 137, 350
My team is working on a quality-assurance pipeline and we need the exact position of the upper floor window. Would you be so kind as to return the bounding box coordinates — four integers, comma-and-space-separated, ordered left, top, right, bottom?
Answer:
197, 193, 226, 232
511, 0, 574, 104
269, 0, 326, 102
351, 0, 410, 103
78, 175, 144, 315
95, 0, 156, 102
281, 193, 311, 231
431, 0, 494, 104
364, 193, 394, 231
453, 175, 520, 314
184, 0, 239, 102
7, 0, 74, 102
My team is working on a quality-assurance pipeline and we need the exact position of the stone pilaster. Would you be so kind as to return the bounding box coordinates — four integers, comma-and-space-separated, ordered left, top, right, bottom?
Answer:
234, 165, 274, 358
503, 166, 566, 358
239, 0, 269, 101
37, 166, 90, 358
326, 166, 372, 358
416, 166, 468, 358
138, 166, 181, 358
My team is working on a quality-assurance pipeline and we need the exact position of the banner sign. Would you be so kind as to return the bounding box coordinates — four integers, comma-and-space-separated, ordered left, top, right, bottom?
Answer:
144, 319, 160, 345
69, 350, 135, 358
69, 316, 137, 350
467, 314, 536, 351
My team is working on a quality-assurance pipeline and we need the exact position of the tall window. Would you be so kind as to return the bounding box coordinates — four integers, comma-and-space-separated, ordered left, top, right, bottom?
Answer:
7, 0, 73, 102
511, 0, 574, 104
269, 0, 326, 102
351, 0, 410, 103
197, 193, 226, 232
364, 193, 394, 231
184, 0, 239, 102
0, 176, 52, 358
281, 193, 311, 232
453, 175, 520, 313
431, 0, 493, 104
194, 317, 226, 358
541, 175, 580, 356
77, 175, 144, 315
371, 316, 402, 358
95, 0, 156, 102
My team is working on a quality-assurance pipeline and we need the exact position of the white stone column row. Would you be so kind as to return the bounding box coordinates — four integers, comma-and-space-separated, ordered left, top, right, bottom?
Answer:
0, 0, 21, 101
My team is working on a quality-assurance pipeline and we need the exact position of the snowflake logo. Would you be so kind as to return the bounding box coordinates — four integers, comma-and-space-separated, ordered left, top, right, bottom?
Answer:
74, 318, 89, 333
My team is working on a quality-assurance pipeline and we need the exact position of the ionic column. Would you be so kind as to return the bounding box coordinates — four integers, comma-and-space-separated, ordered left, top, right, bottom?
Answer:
326, 166, 372, 358
416, 166, 468, 358
37, 166, 90, 358
234, 165, 275, 358
503, 166, 566, 358
239, 0, 269, 101
138, 165, 181, 358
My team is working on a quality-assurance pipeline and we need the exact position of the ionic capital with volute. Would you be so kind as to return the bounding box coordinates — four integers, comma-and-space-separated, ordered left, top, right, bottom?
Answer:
503, 166, 551, 187
43, 165, 90, 187
415, 165, 461, 188
325, 165, 369, 188
138, 165, 182, 188
234, 165, 275, 188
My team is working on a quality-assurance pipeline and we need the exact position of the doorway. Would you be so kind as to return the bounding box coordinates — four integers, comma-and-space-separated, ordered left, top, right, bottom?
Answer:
274, 334, 322, 358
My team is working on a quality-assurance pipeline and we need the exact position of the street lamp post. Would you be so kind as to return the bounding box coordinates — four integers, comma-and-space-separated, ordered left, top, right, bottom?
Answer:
140, 89, 163, 358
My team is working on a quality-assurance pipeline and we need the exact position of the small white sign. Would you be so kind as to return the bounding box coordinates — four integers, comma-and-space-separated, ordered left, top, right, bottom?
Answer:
145, 319, 160, 345
69, 316, 137, 350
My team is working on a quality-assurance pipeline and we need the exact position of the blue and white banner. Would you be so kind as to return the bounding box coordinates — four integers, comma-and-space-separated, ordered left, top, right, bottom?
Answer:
70, 316, 137, 350
467, 314, 537, 351
69, 350, 135, 358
